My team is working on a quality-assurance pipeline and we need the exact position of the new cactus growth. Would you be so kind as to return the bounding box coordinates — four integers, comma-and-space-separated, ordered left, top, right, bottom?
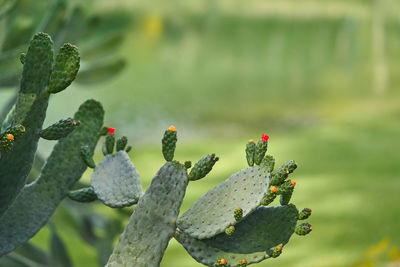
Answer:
299, 208, 312, 220
234, 207, 243, 221
245, 139, 256, 166
188, 153, 219, 181
39, 117, 80, 140
0, 33, 313, 267
295, 222, 312, 236
254, 134, 269, 165
162, 125, 177, 161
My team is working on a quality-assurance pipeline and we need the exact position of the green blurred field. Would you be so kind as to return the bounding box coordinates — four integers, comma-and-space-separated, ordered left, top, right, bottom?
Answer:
2, 0, 400, 266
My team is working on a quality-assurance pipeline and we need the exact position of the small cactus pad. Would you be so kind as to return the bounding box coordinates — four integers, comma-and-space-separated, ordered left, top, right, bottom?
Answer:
161, 125, 177, 161
116, 135, 128, 151
260, 186, 277, 206
225, 226, 235, 236
68, 186, 98, 203
0, 100, 104, 256
254, 134, 269, 165
280, 160, 297, 173
48, 43, 80, 94
295, 222, 312, 236
91, 151, 143, 208
39, 117, 79, 140
267, 245, 283, 258
106, 161, 188, 267
177, 165, 271, 239
270, 167, 290, 186
245, 140, 256, 166
298, 208, 312, 220
175, 205, 298, 266
188, 154, 219, 181
80, 145, 96, 168
0, 32, 53, 217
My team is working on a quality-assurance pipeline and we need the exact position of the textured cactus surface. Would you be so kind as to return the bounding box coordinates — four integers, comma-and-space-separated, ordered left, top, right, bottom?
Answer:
106, 161, 188, 267
0, 99, 104, 256
40, 117, 79, 140
176, 205, 298, 266
177, 165, 271, 239
92, 151, 143, 208
68, 186, 98, 203
0, 32, 53, 217
161, 126, 177, 161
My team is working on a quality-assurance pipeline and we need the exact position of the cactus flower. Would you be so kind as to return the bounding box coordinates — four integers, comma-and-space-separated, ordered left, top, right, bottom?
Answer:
7, 134, 14, 140
261, 134, 269, 142
108, 127, 115, 134
168, 125, 176, 132
270, 186, 278, 193
290, 180, 296, 186
220, 259, 227, 264
277, 245, 282, 250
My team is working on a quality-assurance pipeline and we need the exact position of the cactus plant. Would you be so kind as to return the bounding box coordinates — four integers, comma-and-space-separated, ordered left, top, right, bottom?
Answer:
0, 33, 313, 266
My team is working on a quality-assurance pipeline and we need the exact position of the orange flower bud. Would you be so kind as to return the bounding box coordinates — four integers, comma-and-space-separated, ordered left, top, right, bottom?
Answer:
290, 180, 296, 186
277, 245, 282, 250
220, 258, 227, 264
7, 134, 14, 140
270, 186, 277, 193
242, 259, 247, 263
307, 208, 311, 212
168, 125, 176, 132
248, 139, 255, 143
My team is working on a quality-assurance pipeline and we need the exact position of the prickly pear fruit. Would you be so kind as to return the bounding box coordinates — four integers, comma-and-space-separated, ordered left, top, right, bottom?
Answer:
105, 133, 115, 154
116, 135, 128, 151
225, 226, 235, 236
40, 118, 79, 140
269, 245, 282, 258
295, 222, 312, 236
234, 207, 243, 221
254, 134, 269, 165
188, 153, 219, 181
0, 125, 26, 152
298, 208, 312, 220
162, 125, 177, 161
261, 186, 277, 206
245, 139, 256, 166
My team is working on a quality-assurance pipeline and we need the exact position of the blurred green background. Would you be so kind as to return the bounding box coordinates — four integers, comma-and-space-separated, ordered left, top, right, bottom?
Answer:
1, 0, 400, 266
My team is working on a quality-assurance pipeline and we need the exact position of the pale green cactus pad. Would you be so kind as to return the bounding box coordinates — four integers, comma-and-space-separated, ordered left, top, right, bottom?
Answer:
176, 205, 299, 266
0, 32, 53, 217
106, 161, 188, 267
177, 165, 271, 239
0, 99, 104, 256
92, 151, 143, 208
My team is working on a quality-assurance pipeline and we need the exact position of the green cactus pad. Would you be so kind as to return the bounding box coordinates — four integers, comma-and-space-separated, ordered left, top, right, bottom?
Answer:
298, 208, 312, 220
68, 186, 98, 203
295, 222, 312, 236
0, 99, 104, 256
39, 117, 79, 140
188, 154, 219, 181
176, 205, 298, 266
0, 32, 53, 217
177, 165, 271, 239
161, 127, 177, 161
106, 161, 188, 267
262, 155, 275, 172
48, 43, 80, 94
91, 151, 143, 208
254, 140, 268, 165
105, 133, 115, 155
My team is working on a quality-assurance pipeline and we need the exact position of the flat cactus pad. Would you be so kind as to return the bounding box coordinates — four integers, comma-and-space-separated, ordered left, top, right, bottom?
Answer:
177, 165, 271, 239
175, 205, 299, 266
92, 151, 143, 208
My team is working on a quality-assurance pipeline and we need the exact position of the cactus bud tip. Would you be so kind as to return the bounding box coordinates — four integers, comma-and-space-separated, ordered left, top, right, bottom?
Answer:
261, 134, 269, 142
242, 259, 247, 263
290, 180, 296, 186
248, 139, 255, 143
270, 186, 277, 192
277, 245, 282, 250
7, 134, 14, 140
307, 208, 311, 212
220, 258, 227, 264
168, 125, 176, 131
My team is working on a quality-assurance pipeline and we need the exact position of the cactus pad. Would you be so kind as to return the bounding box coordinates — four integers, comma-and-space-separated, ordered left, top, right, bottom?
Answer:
177, 165, 271, 239
39, 117, 79, 140
161, 126, 177, 161
106, 161, 188, 267
91, 151, 143, 208
68, 186, 98, 203
176, 205, 298, 266
48, 43, 80, 94
0, 99, 104, 256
